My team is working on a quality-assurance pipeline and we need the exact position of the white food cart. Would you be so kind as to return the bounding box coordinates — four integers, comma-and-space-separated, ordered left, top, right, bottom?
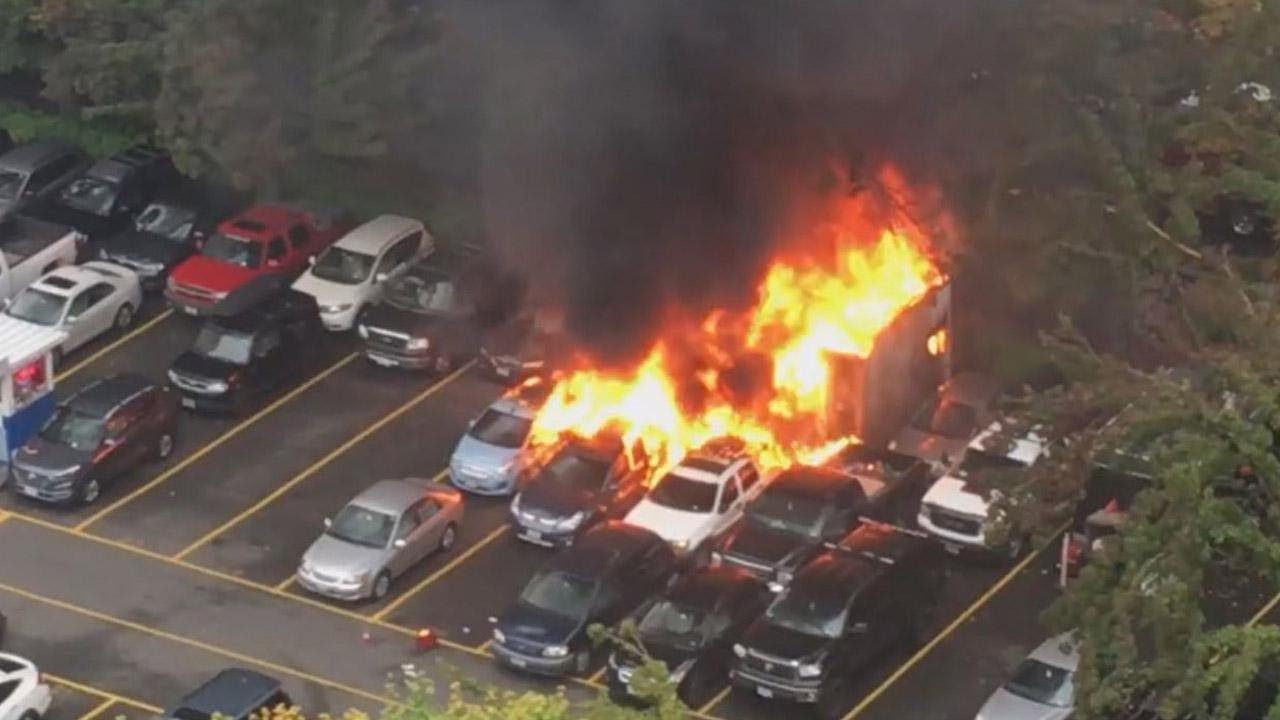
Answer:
0, 322, 66, 465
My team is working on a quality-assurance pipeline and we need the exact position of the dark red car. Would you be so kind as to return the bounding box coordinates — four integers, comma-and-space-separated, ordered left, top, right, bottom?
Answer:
165, 203, 353, 317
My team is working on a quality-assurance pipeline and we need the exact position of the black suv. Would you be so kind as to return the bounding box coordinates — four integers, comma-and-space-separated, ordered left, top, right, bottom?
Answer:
714, 446, 923, 593
492, 521, 678, 677
97, 196, 233, 291
168, 289, 323, 414
33, 145, 176, 245
608, 566, 770, 707
163, 669, 291, 720
730, 521, 947, 716
9, 374, 180, 505
509, 435, 649, 547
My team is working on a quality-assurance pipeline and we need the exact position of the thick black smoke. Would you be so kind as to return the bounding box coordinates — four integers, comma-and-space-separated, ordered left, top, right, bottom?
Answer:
436, 0, 999, 363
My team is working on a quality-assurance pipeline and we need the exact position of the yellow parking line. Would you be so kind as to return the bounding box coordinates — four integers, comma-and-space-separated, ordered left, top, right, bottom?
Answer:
372, 524, 509, 622
74, 697, 117, 720
1248, 591, 1280, 626
45, 673, 163, 713
75, 352, 359, 531
275, 575, 296, 591
56, 309, 175, 383
837, 525, 1068, 720
172, 362, 474, 560
0, 580, 396, 708
587, 666, 607, 684
697, 687, 731, 715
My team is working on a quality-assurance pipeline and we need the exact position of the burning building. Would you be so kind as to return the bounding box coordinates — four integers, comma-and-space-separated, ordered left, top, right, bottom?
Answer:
522, 165, 952, 478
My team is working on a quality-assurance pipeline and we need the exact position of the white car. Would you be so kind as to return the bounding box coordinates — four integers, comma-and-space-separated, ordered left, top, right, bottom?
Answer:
917, 421, 1048, 557
291, 214, 432, 331
1, 261, 141, 361
975, 633, 1077, 720
624, 443, 766, 556
0, 654, 51, 720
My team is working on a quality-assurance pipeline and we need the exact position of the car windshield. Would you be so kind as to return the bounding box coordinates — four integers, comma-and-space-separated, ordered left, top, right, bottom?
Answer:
311, 246, 375, 285
765, 588, 847, 639
959, 448, 1028, 475
201, 233, 260, 268
40, 407, 105, 451
1003, 658, 1075, 708
540, 452, 611, 493
0, 170, 23, 200
6, 287, 67, 326
385, 269, 465, 316
638, 600, 708, 645
930, 400, 980, 440
326, 503, 396, 549
648, 473, 718, 513
135, 203, 196, 241
519, 569, 596, 620
191, 324, 253, 364
747, 488, 829, 537
467, 409, 531, 448
58, 177, 117, 216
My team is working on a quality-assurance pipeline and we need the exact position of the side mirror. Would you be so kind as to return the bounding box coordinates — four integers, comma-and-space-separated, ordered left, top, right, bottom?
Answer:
374, 272, 389, 284
323, 517, 332, 528
65, 315, 79, 324
393, 538, 407, 549
307, 255, 316, 266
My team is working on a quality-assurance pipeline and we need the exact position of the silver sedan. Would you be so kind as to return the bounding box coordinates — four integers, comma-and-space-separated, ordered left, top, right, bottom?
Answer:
296, 479, 464, 601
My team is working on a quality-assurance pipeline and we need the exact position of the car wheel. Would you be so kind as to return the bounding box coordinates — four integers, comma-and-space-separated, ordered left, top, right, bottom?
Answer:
371, 570, 392, 601
20, 710, 39, 720
114, 303, 135, 330
154, 431, 176, 461
79, 478, 102, 505
439, 522, 458, 552
677, 662, 713, 707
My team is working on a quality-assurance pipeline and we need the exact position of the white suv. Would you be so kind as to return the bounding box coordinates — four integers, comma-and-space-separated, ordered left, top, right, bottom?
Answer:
624, 441, 765, 557
917, 421, 1048, 557
292, 214, 432, 331
0, 654, 50, 720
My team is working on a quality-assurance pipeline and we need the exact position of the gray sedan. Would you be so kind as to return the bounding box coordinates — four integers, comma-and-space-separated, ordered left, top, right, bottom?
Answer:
975, 633, 1077, 720
296, 479, 464, 601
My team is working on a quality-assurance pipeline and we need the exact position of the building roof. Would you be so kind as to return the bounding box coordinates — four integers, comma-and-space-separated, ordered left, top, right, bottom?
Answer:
0, 317, 65, 373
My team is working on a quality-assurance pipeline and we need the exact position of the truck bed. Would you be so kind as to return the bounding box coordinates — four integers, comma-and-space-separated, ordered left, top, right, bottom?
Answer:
0, 215, 76, 264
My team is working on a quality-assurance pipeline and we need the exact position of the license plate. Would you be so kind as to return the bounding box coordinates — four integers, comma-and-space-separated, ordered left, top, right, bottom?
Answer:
756, 686, 774, 699
509, 657, 527, 668
944, 543, 961, 555
181, 397, 196, 409
525, 530, 542, 541
368, 354, 397, 368
182, 305, 198, 316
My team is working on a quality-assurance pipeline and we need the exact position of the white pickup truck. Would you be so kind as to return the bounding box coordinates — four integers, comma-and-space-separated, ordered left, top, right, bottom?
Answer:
0, 215, 81, 303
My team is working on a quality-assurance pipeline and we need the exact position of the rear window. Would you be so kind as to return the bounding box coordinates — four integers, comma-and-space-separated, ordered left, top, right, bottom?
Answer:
0, 680, 19, 704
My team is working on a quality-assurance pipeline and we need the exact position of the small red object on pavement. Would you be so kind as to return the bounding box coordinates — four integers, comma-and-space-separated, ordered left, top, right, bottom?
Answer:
416, 628, 438, 652
361, 630, 374, 644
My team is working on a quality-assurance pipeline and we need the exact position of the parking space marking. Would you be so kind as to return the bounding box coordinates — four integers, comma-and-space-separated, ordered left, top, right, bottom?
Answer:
45, 673, 163, 713
697, 687, 731, 715
56, 309, 175, 383
587, 667, 607, 684
2, 510, 608, 696
171, 362, 474, 561
0, 580, 397, 708
75, 352, 360, 531
834, 526, 1068, 720
74, 697, 117, 720
1248, 591, 1280, 626
371, 524, 510, 622
275, 576, 297, 591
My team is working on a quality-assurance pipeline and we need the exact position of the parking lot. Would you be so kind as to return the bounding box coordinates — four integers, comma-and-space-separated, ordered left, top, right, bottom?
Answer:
6, 292, 1277, 720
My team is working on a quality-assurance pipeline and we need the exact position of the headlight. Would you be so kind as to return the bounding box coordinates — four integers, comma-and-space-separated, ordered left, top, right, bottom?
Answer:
709, 551, 723, 567
732, 643, 746, 658
357, 324, 369, 339
542, 644, 569, 658
556, 511, 586, 530
206, 380, 228, 393
166, 369, 180, 384
405, 337, 430, 350
300, 558, 314, 574
493, 628, 506, 644
672, 538, 690, 551
775, 569, 793, 585
348, 570, 370, 584
510, 493, 522, 515
211, 289, 228, 300
798, 662, 823, 678
320, 303, 353, 314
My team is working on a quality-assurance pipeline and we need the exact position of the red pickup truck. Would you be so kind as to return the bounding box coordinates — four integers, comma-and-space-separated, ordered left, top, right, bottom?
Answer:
166, 203, 353, 317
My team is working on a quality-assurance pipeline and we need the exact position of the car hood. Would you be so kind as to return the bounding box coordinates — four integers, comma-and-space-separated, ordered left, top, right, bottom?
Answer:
521, 477, 596, 519
625, 499, 716, 544
741, 619, 831, 664
362, 302, 445, 337
170, 351, 240, 382
302, 533, 387, 576
891, 427, 970, 465
616, 635, 701, 671
975, 687, 1072, 720
498, 601, 583, 647
451, 433, 522, 472
38, 203, 116, 239
100, 231, 192, 267
922, 475, 992, 517
720, 521, 814, 569
170, 255, 262, 293
292, 271, 362, 305
13, 436, 92, 474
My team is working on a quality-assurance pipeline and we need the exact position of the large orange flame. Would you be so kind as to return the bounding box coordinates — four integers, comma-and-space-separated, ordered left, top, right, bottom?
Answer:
526, 165, 946, 479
